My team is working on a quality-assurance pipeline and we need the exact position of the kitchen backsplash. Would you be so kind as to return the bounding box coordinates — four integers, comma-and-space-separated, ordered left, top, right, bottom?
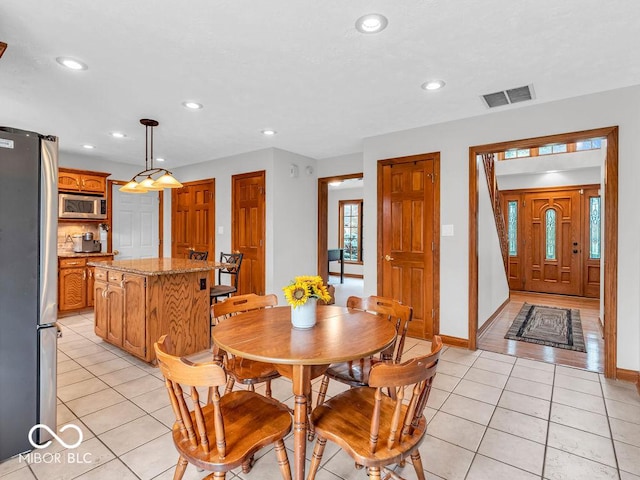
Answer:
57, 223, 101, 253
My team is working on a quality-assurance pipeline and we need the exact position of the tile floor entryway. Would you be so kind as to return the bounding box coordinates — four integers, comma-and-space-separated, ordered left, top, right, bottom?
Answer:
1, 311, 639, 480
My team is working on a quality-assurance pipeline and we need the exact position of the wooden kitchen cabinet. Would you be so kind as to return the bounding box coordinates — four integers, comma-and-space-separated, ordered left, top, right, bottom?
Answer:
59, 259, 87, 311
58, 167, 110, 194
58, 255, 113, 313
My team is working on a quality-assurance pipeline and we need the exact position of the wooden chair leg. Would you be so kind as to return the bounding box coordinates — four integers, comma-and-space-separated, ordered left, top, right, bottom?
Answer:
307, 437, 327, 480
367, 466, 382, 480
224, 376, 235, 394
241, 455, 254, 473
315, 375, 330, 407
173, 456, 188, 480
410, 451, 426, 480
274, 439, 292, 480
265, 379, 272, 398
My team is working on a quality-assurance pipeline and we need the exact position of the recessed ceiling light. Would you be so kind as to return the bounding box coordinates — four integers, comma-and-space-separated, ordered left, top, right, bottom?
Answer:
328, 181, 343, 187
110, 132, 126, 138
421, 79, 446, 91
355, 14, 388, 34
81, 144, 95, 149
182, 101, 203, 110
261, 129, 277, 136
56, 57, 88, 71
156, 157, 165, 162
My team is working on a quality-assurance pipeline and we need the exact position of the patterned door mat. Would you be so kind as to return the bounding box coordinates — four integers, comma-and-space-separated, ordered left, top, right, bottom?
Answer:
504, 303, 586, 352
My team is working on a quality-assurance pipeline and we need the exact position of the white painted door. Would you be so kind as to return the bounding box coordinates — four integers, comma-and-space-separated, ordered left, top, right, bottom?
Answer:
111, 185, 159, 260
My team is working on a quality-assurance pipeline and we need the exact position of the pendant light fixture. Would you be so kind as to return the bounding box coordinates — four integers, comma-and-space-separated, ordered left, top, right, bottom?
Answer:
119, 119, 183, 193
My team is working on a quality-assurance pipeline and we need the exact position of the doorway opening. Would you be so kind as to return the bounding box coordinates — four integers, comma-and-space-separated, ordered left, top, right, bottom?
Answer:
317, 173, 364, 305
469, 127, 618, 377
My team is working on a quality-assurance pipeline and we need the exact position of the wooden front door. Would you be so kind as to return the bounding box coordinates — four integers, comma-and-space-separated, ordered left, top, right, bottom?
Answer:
523, 189, 581, 295
378, 154, 439, 340
171, 179, 215, 259
232, 171, 266, 295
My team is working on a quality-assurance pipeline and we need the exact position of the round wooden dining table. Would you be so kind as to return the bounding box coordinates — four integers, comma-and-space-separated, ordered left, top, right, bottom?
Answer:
211, 304, 397, 480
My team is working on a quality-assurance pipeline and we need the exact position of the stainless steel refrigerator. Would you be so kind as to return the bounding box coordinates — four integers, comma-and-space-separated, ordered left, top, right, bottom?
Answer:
0, 126, 58, 461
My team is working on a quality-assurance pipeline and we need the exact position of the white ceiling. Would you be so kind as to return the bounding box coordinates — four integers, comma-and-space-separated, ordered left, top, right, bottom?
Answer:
2, 1, 640, 169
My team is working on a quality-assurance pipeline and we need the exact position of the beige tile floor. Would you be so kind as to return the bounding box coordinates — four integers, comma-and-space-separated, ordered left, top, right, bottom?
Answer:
1, 311, 639, 480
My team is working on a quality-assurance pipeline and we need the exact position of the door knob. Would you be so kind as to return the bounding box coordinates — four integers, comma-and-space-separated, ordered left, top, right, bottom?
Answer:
113, 250, 120, 255
384, 254, 395, 261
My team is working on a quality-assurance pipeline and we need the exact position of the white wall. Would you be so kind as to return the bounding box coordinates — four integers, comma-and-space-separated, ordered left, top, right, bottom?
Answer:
327, 186, 364, 277
362, 85, 640, 371
172, 147, 317, 304
316, 152, 363, 178
477, 162, 510, 328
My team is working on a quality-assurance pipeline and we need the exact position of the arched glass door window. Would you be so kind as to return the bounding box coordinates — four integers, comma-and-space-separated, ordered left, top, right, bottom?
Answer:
545, 209, 556, 260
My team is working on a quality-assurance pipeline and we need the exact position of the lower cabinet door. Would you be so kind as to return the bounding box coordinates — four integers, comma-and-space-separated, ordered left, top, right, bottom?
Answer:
106, 285, 123, 345
59, 267, 87, 311
122, 274, 147, 359
94, 280, 108, 338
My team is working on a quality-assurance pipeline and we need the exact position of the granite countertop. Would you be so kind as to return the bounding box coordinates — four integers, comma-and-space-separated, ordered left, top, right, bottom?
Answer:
87, 257, 221, 276
59, 252, 115, 258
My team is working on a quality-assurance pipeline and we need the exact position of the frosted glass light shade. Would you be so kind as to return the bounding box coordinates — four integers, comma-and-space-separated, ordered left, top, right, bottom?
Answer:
154, 173, 183, 188
139, 176, 163, 191
119, 180, 148, 193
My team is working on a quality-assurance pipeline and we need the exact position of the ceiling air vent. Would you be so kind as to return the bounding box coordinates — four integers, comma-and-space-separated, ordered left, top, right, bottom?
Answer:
482, 84, 534, 108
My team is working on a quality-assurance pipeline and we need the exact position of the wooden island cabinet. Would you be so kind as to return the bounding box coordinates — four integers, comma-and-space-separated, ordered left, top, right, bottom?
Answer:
88, 258, 219, 362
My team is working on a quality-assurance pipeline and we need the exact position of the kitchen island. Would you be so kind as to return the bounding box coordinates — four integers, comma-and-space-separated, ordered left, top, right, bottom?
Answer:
88, 258, 219, 362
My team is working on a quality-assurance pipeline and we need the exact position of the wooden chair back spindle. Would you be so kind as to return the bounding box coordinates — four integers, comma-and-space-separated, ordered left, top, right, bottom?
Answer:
154, 334, 293, 479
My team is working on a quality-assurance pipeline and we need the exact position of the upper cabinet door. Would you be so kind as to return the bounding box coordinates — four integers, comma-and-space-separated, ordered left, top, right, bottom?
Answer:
58, 170, 82, 192
58, 168, 109, 195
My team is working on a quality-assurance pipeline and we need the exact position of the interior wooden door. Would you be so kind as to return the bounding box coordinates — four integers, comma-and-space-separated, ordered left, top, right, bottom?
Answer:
523, 189, 581, 295
172, 187, 192, 258
378, 154, 438, 340
171, 179, 215, 259
232, 171, 265, 295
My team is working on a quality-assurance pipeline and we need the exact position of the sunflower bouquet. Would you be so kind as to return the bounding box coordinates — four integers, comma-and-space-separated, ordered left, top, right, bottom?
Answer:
283, 275, 332, 308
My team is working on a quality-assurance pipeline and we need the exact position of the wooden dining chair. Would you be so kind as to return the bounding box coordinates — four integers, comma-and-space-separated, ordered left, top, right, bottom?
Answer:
210, 252, 243, 304
154, 335, 292, 479
308, 336, 443, 480
211, 293, 281, 397
315, 295, 413, 407
188, 250, 209, 260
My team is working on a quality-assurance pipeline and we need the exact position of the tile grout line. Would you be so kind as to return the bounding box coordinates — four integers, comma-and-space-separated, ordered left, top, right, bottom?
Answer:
599, 374, 622, 478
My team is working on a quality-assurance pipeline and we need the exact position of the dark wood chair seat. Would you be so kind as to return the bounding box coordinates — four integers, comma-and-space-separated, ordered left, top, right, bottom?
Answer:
154, 335, 292, 479
308, 337, 443, 480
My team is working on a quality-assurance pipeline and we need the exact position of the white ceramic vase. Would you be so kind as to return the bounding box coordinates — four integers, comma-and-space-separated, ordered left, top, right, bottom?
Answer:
291, 298, 317, 329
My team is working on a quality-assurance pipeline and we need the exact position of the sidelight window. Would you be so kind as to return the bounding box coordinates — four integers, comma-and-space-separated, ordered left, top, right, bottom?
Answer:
508, 200, 518, 256
545, 209, 556, 260
339, 200, 363, 263
589, 197, 601, 259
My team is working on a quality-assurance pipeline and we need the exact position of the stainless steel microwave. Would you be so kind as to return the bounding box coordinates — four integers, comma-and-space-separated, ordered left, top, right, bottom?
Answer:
58, 193, 107, 219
